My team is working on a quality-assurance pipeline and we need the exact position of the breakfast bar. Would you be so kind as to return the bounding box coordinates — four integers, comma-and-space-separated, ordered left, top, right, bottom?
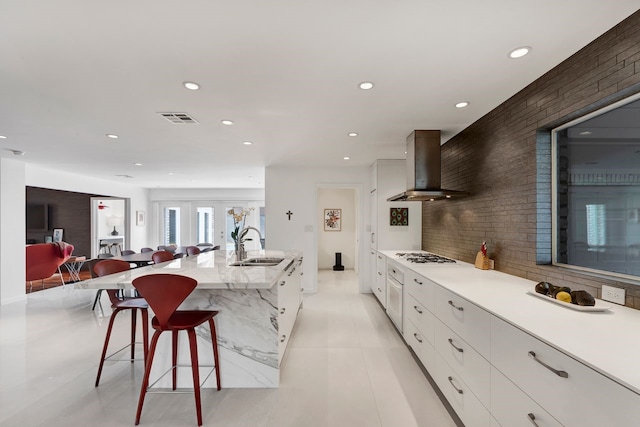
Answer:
76, 250, 303, 388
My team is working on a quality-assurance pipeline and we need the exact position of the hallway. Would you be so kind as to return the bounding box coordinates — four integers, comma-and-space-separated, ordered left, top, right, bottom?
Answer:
0, 269, 455, 426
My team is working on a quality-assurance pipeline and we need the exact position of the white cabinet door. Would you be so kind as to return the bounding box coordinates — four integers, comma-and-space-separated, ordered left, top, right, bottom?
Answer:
433, 285, 491, 359
374, 252, 387, 307
491, 367, 563, 427
433, 352, 491, 427
434, 318, 490, 409
491, 316, 640, 427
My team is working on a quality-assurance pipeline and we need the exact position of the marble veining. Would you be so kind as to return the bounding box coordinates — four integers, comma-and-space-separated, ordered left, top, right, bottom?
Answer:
77, 250, 301, 388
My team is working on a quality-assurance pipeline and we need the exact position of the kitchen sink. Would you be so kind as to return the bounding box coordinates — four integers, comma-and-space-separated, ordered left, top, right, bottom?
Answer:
230, 257, 285, 267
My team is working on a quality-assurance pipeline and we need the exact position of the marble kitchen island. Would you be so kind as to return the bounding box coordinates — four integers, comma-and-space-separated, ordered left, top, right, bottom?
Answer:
76, 250, 303, 388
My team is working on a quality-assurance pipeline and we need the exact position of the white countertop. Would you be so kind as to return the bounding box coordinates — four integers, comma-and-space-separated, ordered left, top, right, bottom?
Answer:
75, 250, 301, 290
377, 249, 640, 395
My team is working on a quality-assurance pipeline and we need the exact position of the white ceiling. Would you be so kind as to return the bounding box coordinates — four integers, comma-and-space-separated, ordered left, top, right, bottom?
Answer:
0, 1, 638, 189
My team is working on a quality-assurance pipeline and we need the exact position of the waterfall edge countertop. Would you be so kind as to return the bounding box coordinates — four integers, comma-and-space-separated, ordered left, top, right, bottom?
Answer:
75, 249, 302, 290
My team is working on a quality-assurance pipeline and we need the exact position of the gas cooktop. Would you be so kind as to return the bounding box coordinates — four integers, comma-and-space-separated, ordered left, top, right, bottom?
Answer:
395, 252, 457, 264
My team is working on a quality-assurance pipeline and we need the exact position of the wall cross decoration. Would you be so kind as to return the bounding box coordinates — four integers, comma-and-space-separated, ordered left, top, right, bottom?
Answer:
286, 210, 293, 220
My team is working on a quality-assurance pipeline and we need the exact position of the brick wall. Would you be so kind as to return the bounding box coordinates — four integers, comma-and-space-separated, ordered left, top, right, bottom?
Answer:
422, 10, 640, 308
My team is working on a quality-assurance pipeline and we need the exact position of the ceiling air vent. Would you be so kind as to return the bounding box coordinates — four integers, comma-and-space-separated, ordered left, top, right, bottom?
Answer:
158, 112, 199, 124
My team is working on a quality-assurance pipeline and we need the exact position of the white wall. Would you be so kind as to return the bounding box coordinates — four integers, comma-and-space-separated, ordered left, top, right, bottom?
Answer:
317, 188, 356, 269
1, 159, 27, 304
149, 188, 264, 201
265, 166, 369, 293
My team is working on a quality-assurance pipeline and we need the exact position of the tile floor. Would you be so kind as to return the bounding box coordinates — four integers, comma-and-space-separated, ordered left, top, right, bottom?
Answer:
0, 270, 457, 427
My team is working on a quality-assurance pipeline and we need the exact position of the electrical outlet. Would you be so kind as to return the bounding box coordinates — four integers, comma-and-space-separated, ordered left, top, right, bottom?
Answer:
601, 285, 625, 305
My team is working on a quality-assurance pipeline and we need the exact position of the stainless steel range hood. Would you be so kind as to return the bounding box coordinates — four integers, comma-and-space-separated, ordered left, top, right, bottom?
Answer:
387, 130, 469, 201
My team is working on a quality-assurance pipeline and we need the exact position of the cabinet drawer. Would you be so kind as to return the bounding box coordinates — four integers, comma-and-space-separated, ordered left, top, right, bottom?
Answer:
404, 319, 434, 373
405, 269, 434, 311
434, 318, 490, 409
434, 285, 491, 358
376, 252, 386, 272
405, 294, 434, 346
491, 366, 562, 427
433, 352, 491, 427
491, 316, 640, 427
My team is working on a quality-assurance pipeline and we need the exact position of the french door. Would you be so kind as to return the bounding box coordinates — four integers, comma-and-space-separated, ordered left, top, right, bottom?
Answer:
158, 201, 264, 250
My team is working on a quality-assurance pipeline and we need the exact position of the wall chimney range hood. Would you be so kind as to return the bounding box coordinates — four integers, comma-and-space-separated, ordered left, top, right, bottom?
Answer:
387, 130, 469, 202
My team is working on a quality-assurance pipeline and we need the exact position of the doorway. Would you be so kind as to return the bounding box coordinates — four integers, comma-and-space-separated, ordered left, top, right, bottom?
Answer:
317, 187, 359, 274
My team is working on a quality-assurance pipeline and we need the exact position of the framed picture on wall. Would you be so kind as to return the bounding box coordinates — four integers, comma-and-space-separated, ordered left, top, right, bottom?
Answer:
136, 210, 146, 226
52, 228, 64, 242
390, 207, 409, 226
324, 209, 341, 231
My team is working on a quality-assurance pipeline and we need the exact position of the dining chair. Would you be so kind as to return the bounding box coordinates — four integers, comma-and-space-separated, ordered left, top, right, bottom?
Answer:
140, 247, 154, 253
93, 259, 149, 387
186, 246, 201, 256
132, 274, 220, 426
121, 249, 136, 255
152, 251, 174, 264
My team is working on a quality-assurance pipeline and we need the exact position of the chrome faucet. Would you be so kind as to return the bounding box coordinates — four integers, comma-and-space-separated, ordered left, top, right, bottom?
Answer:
237, 226, 263, 261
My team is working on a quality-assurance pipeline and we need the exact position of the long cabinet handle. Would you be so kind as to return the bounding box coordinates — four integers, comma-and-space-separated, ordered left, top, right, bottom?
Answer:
414, 278, 423, 285
413, 333, 423, 343
448, 300, 464, 311
280, 308, 286, 314
377, 288, 382, 292
280, 335, 286, 343
378, 272, 383, 276
448, 338, 464, 353
528, 351, 568, 378
527, 413, 539, 427
413, 305, 423, 314
447, 376, 463, 394
280, 281, 286, 287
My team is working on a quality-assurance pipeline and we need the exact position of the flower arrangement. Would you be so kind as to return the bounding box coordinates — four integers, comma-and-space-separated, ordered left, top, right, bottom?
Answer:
228, 207, 254, 248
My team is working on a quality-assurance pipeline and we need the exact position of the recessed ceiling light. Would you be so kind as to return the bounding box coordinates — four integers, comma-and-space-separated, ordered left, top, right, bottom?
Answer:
249, 175, 254, 179
183, 81, 200, 90
509, 46, 531, 59
133, 162, 142, 166
106, 134, 119, 139
343, 156, 351, 160
0, 135, 7, 139
168, 172, 174, 175
579, 131, 592, 135
348, 132, 358, 137
359, 81, 374, 90
455, 101, 469, 108
430, 198, 435, 202
243, 141, 253, 145
221, 120, 234, 125
446, 195, 452, 199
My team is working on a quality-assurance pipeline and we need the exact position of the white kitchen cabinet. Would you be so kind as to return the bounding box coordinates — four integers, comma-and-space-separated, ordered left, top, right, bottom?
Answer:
404, 316, 434, 372
405, 269, 435, 312
434, 285, 491, 359
369, 159, 422, 251
369, 160, 421, 303
434, 318, 490, 409
373, 251, 387, 307
491, 366, 563, 427
278, 257, 303, 365
491, 316, 640, 427
433, 352, 491, 427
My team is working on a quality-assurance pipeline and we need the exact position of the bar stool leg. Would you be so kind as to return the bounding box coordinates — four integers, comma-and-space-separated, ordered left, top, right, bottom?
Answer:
135, 330, 161, 426
209, 318, 221, 390
131, 309, 137, 362
187, 328, 203, 426
95, 307, 122, 387
172, 330, 179, 390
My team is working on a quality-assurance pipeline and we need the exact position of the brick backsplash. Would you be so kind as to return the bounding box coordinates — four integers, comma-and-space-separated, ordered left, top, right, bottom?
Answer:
422, 10, 640, 309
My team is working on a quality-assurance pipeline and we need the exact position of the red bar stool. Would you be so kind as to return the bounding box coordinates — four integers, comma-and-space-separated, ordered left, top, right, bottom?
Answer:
186, 246, 201, 256
132, 274, 221, 426
93, 259, 149, 387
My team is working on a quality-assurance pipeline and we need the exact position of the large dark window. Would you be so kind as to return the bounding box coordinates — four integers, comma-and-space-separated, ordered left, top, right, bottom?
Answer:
553, 95, 640, 280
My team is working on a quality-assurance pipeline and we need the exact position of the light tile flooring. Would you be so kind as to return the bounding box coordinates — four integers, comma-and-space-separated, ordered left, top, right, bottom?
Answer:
0, 270, 456, 427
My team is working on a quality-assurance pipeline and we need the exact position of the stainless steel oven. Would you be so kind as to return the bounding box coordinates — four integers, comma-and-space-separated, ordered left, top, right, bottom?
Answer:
386, 259, 404, 332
